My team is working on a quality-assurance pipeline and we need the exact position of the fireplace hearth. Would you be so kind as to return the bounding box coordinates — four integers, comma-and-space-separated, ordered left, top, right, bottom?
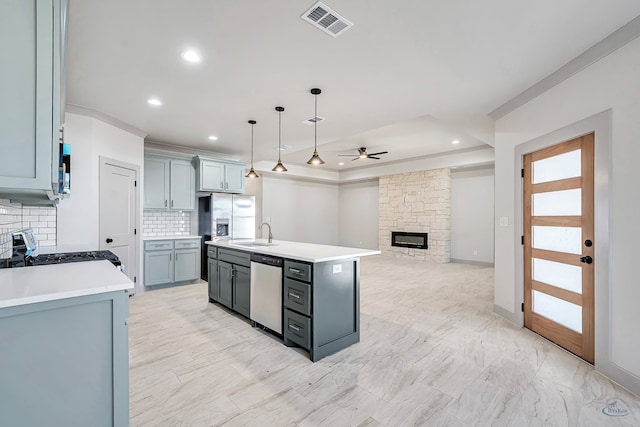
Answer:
391, 232, 428, 250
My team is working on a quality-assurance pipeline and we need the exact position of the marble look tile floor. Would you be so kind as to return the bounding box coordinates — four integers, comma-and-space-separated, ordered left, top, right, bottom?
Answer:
129, 255, 640, 426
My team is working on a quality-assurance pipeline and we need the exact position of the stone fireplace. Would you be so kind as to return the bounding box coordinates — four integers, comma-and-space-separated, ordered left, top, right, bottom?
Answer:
379, 168, 451, 263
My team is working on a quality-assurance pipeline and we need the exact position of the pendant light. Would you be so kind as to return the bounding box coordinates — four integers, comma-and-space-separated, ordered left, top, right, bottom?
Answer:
306, 88, 325, 165
245, 120, 260, 178
272, 106, 287, 172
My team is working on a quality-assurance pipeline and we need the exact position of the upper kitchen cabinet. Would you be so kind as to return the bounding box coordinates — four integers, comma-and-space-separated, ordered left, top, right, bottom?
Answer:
144, 155, 195, 210
0, 0, 68, 204
194, 156, 246, 194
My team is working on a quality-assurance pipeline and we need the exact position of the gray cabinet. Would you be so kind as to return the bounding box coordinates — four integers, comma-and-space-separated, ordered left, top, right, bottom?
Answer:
144, 239, 200, 287
208, 258, 219, 302
0, 289, 129, 427
194, 156, 246, 194
144, 156, 195, 210
283, 258, 360, 362
210, 248, 251, 317
217, 261, 234, 308
175, 247, 199, 282
0, 0, 68, 204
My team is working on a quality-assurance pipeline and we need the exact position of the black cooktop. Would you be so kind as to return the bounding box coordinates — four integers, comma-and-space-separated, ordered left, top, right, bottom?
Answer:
26, 250, 121, 267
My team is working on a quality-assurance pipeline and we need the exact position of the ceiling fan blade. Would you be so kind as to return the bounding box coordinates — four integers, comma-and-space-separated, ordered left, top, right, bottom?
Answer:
368, 151, 388, 156
351, 157, 360, 161
367, 156, 381, 160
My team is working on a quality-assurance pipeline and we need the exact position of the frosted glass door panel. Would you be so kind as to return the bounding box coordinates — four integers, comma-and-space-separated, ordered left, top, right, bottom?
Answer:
533, 290, 582, 333
533, 226, 582, 254
532, 150, 581, 184
533, 258, 582, 294
533, 189, 582, 216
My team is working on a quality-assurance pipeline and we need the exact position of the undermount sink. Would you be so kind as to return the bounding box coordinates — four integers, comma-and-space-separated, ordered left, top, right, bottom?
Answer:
231, 241, 278, 247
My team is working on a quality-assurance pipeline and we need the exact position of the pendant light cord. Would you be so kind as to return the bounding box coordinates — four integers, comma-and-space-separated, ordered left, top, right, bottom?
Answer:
278, 110, 282, 161
314, 94, 318, 151
250, 123, 254, 165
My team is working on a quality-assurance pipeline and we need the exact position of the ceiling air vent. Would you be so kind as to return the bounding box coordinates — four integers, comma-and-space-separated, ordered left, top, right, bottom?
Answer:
301, 2, 353, 38
302, 116, 325, 125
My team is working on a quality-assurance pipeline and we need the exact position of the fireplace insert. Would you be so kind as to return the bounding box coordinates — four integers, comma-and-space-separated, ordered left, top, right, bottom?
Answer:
391, 231, 428, 249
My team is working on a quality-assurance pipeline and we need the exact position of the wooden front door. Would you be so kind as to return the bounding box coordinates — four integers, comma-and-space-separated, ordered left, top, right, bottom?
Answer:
523, 133, 595, 363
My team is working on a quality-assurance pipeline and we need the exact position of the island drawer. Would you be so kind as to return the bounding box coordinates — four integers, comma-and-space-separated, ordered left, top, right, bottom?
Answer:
284, 260, 311, 282
284, 309, 311, 350
218, 248, 251, 267
284, 279, 311, 316
207, 246, 218, 259
144, 240, 174, 251
175, 239, 200, 249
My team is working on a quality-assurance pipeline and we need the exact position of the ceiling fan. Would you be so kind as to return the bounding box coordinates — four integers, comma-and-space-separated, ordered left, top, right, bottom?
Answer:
339, 147, 389, 161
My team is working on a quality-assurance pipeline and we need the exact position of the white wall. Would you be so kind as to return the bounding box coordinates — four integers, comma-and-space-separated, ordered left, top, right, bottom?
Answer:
262, 175, 339, 245
451, 168, 494, 264
338, 179, 379, 249
494, 37, 640, 394
57, 112, 144, 288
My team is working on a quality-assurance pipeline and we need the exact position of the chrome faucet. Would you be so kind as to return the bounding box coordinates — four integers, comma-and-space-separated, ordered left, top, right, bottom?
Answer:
259, 222, 273, 243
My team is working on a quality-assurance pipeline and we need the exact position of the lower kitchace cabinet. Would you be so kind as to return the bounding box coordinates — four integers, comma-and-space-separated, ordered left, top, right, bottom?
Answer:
144, 238, 201, 287
208, 247, 251, 318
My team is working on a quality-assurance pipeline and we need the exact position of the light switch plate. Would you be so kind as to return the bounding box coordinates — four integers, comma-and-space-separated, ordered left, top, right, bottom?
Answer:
499, 216, 509, 227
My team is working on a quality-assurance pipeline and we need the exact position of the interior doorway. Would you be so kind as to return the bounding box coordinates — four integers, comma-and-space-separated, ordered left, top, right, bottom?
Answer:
522, 133, 594, 363
99, 157, 139, 291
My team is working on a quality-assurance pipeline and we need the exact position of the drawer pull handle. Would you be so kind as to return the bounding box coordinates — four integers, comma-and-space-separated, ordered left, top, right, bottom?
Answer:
288, 292, 301, 299
289, 268, 301, 274
289, 324, 300, 332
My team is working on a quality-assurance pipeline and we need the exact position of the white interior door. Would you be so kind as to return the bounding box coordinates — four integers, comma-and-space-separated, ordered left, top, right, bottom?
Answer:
99, 158, 137, 286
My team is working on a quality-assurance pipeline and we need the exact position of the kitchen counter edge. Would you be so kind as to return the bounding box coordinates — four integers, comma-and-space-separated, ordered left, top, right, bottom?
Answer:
205, 239, 380, 263
0, 260, 133, 309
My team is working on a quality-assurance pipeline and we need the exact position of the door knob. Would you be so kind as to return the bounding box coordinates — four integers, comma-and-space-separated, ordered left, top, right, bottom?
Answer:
106, 238, 113, 244
580, 256, 593, 264
585, 240, 593, 247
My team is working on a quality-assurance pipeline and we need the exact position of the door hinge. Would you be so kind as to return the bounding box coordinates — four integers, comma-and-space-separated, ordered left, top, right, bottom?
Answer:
134, 228, 137, 235
134, 180, 137, 187
521, 168, 524, 178
521, 302, 524, 312
134, 276, 137, 283
521, 235, 524, 245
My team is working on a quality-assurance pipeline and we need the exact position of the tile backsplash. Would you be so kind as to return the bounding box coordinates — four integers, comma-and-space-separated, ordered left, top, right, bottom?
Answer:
0, 198, 57, 262
143, 210, 192, 237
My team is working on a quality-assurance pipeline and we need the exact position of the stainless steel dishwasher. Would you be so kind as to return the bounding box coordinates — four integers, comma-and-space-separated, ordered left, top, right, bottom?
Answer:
250, 253, 284, 334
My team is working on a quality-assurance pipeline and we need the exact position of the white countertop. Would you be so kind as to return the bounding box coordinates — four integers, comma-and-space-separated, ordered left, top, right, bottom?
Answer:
0, 260, 134, 309
144, 235, 201, 241
206, 239, 380, 263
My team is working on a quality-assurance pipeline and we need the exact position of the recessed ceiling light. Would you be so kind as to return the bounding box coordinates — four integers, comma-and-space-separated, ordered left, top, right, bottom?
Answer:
208, 135, 218, 141
147, 98, 162, 106
452, 139, 460, 144
273, 144, 292, 151
338, 162, 345, 166
180, 50, 202, 63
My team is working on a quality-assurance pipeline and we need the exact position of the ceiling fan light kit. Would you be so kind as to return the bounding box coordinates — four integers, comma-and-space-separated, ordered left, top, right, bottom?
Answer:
245, 119, 260, 179
306, 88, 325, 166
272, 106, 288, 173
339, 147, 389, 161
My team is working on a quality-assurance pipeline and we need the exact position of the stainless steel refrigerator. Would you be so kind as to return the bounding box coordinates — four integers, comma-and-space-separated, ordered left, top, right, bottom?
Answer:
198, 194, 256, 280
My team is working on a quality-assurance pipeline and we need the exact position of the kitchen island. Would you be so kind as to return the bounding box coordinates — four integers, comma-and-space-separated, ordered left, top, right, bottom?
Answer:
0, 260, 133, 427
206, 239, 380, 361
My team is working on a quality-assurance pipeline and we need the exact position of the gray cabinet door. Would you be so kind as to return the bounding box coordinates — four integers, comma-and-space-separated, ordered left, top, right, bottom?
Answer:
144, 250, 174, 286
233, 265, 251, 318
169, 160, 194, 210
224, 163, 245, 193
217, 261, 233, 309
174, 248, 198, 282
144, 157, 169, 209
0, 0, 55, 193
208, 259, 219, 301
199, 161, 224, 192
